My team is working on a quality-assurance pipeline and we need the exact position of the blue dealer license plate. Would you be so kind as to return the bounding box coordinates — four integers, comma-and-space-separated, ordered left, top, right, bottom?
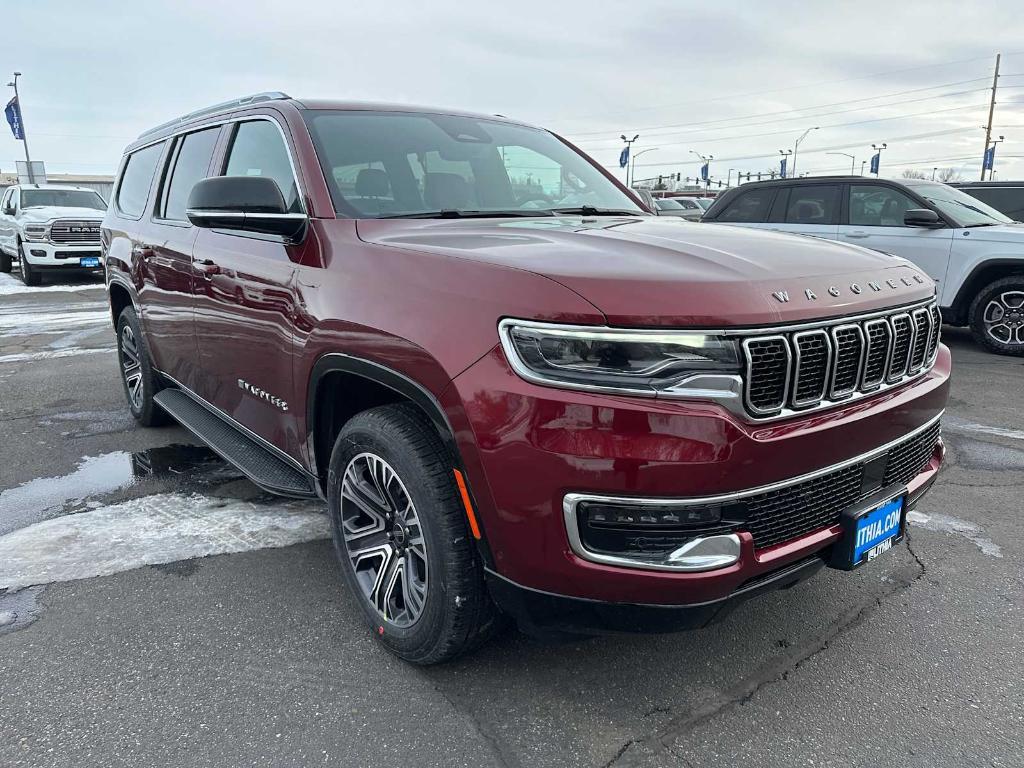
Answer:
831, 490, 906, 570
79, 257, 100, 268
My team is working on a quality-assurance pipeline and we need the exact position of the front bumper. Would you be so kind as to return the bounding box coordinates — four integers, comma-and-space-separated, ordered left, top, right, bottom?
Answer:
21, 242, 103, 268
448, 342, 950, 614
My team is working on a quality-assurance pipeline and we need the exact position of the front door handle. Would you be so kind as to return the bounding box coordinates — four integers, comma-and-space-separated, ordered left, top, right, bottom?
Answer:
844, 231, 870, 239
194, 258, 221, 277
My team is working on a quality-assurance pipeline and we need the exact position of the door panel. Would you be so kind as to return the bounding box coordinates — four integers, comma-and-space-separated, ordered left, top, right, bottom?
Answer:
192, 231, 301, 458
841, 184, 954, 289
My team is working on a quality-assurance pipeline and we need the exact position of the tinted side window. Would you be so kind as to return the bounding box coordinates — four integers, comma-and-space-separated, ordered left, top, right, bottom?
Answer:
784, 185, 840, 225
116, 142, 164, 219
160, 127, 220, 221
961, 187, 1024, 221
716, 188, 776, 223
849, 185, 918, 226
224, 121, 301, 212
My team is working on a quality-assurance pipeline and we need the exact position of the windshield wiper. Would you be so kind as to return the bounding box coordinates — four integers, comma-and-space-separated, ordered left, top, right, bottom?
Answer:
965, 222, 1000, 227
381, 209, 555, 219
549, 206, 642, 217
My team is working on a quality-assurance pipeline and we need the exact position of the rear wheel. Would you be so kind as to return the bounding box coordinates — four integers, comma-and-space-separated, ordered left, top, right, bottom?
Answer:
326, 403, 501, 664
969, 275, 1024, 356
17, 242, 41, 286
115, 307, 169, 426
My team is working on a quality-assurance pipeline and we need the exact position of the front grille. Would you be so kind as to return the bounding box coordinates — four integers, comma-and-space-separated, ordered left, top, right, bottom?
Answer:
744, 420, 941, 550
742, 300, 940, 416
49, 219, 101, 245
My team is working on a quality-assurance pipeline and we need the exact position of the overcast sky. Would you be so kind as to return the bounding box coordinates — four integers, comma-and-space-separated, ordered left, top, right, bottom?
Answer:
3, 0, 1024, 185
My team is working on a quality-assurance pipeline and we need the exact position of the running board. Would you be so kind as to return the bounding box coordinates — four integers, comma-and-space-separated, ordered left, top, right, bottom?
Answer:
154, 389, 318, 498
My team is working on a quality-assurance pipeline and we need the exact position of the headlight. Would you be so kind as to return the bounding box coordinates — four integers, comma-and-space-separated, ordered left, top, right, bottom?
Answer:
23, 224, 49, 242
498, 319, 740, 396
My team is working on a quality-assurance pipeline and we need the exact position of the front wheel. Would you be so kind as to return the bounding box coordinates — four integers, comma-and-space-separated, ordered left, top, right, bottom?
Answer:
969, 275, 1024, 356
326, 403, 501, 664
17, 243, 41, 286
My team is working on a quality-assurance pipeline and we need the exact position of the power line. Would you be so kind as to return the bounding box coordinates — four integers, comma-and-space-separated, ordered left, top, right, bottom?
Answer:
565, 78, 990, 139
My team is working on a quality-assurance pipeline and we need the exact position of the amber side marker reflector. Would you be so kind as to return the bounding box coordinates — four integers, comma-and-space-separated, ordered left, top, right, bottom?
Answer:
453, 469, 481, 540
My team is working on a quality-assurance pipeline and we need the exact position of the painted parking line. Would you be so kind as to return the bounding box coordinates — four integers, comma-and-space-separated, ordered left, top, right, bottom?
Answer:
943, 417, 1024, 442
0, 492, 330, 590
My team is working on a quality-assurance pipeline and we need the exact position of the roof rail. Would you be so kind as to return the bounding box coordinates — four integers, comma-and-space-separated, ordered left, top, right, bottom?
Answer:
136, 91, 291, 141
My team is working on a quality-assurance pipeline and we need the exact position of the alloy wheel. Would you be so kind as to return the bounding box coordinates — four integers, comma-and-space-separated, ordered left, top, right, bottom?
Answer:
120, 324, 144, 409
340, 452, 428, 628
983, 290, 1024, 346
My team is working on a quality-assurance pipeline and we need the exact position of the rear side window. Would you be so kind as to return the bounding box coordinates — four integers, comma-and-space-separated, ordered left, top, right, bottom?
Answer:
716, 188, 776, 223
960, 186, 1024, 221
160, 127, 220, 221
116, 142, 164, 219
224, 121, 301, 212
784, 185, 840, 225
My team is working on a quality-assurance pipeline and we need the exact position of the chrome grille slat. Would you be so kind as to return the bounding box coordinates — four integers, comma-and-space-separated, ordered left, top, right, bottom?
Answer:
49, 219, 102, 245
741, 300, 940, 418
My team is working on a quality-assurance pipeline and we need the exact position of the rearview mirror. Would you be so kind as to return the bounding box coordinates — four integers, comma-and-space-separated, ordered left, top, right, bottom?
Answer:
186, 176, 306, 240
904, 208, 941, 227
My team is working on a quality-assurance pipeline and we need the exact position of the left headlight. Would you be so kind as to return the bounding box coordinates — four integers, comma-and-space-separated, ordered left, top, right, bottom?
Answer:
23, 224, 49, 242
498, 319, 740, 396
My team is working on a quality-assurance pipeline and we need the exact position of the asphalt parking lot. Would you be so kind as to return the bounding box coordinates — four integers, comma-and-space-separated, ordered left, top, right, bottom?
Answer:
0, 272, 1021, 768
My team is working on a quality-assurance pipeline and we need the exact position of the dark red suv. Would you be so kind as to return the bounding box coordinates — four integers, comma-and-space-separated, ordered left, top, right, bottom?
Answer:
103, 93, 950, 663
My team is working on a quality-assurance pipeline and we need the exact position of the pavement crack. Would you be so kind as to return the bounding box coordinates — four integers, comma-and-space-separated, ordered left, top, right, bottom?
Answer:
601, 738, 637, 767
429, 682, 521, 768
615, 550, 927, 767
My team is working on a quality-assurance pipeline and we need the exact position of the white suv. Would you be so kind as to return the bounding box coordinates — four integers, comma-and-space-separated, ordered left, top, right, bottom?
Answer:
702, 176, 1024, 355
0, 184, 107, 285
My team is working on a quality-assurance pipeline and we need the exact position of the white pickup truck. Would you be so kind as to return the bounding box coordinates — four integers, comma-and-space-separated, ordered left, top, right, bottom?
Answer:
0, 184, 107, 285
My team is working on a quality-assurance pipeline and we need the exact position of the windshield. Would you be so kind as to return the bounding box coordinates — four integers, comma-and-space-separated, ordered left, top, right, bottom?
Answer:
908, 182, 1012, 227
303, 110, 645, 218
656, 199, 683, 210
20, 189, 107, 210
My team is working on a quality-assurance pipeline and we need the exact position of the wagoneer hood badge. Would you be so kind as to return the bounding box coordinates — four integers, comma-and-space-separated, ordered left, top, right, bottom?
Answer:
772, 273, 926, 303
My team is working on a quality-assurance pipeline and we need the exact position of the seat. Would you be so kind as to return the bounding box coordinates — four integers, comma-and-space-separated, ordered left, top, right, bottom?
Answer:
424, 172, 472, 210
350, 168, 393, 214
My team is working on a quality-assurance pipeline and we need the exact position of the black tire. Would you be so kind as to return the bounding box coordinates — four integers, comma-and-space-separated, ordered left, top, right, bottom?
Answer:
17, 242, 41, 286
0, 250, 11, 273
326, 403, 501, 664
968, 275, 1024, 356
115, 306, 170, 426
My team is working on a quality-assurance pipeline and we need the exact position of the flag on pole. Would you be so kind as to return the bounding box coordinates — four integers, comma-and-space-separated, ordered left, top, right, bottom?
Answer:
983, 145, 996, 170
870, 152, 880, 175
5, 97, 24, 140
780, 157, 788, 179
619, 146, 629, 169
700, 162, 709, 181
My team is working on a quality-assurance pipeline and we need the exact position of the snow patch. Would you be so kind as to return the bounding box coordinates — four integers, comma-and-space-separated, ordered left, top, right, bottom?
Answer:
907, 510, 1002, 557
0, 346, 113, 364
0, 273, 104, 296
0, 492, 330, 589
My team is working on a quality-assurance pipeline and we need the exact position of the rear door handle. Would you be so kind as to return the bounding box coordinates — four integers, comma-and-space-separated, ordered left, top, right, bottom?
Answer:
194, 258, 221, 277
844, 231, 870, 239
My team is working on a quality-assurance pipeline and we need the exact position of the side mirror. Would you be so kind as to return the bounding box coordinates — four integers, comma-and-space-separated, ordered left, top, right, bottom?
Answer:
2, 204, 14, 216
904, 208, 942, 227
186, 176, 306, 240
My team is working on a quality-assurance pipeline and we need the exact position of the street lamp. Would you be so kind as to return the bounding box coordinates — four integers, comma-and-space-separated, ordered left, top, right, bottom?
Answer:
727, 168, 736, 187
690, 150, 713, 191
987, 135, 1005, 181
791, 126, 819, 177
621, 134, 639, 187
871, 143, 888, 177
826, 152, 856, 175
631, 148, 659, 188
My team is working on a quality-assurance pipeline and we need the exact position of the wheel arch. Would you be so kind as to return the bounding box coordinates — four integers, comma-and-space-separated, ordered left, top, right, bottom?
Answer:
107, 274, 139, 326
947, 258, 1024, 325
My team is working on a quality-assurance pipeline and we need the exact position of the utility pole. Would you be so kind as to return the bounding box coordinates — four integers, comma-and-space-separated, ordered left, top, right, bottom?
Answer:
6, 72, 34, 184
982, 53, 1001, 181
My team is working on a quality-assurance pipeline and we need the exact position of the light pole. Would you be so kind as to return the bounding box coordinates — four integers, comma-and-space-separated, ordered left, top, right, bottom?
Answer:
690, 150, 713, 192
986, 135, 1005, 181
727, 168, 736, 187
861, 160, 867, 175
791, 126, 819, 177
932, 167, 938, 180
620, 134, 639, 187
779, 149, 792, 178
826, 152, 856, 175
871, 143, 888, 177
6, 71, 34, 184
631, 148, 659, 188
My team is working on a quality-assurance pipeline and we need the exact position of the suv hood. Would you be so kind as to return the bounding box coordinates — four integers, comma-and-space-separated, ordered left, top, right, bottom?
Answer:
357, 217, 934, 327
17, 207, 106, 223
957, 222, 1024, 243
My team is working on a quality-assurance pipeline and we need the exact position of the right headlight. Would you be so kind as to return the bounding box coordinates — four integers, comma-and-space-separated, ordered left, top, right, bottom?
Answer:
498, 318, 740, 396
23, 224, 49, 242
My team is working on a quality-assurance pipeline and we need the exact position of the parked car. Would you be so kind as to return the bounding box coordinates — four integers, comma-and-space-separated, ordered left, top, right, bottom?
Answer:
695, 197, 716, 211
654, 197, 703, 220
702, 176, 1024, 355
630, 186, 657, 211
0, 184, 106, 285
105, 94, 949, 663
951, 181, 1024, 222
